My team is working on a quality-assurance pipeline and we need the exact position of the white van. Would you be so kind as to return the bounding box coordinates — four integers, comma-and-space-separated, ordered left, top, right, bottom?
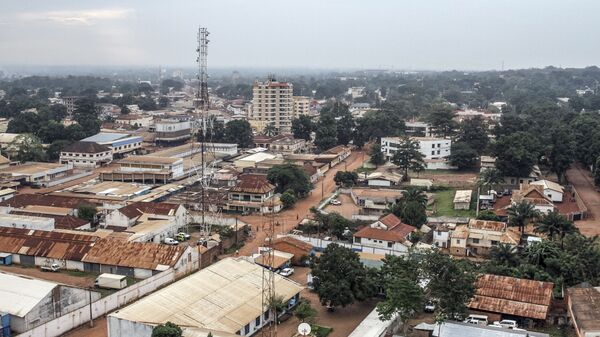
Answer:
464, 314, 488, 326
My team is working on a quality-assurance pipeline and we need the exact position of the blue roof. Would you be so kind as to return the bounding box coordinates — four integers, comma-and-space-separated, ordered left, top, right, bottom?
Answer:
82, 133, 132, 143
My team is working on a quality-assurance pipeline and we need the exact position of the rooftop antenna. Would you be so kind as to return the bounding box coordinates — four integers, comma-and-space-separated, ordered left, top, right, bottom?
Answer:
261, 198, 277, 337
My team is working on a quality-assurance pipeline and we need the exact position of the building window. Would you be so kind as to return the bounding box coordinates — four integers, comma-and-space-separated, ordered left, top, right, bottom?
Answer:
491, 240, 499, 245
456, 239, 461, 244
431, 144, 435, 148
264, 310, 270, 320
244, 324, 250, 334
387, 242, 392, 248
255, 316, 261, 326
431, 151, 435, 155
472, 238, 480, 244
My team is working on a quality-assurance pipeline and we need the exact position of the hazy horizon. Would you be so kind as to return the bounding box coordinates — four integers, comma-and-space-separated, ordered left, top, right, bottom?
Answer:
1, 0, 600, 71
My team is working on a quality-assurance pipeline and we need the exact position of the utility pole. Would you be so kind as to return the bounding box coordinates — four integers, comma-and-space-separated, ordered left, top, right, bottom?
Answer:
261, 199, 276, 337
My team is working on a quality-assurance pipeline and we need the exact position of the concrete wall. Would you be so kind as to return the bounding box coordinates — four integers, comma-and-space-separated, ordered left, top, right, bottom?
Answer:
16, 268, 176, 337
287, 234, 407, 256
14, 286, 100, 333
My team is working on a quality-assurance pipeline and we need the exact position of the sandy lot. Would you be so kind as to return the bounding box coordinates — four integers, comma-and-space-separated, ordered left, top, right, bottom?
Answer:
0, 264, 96, 288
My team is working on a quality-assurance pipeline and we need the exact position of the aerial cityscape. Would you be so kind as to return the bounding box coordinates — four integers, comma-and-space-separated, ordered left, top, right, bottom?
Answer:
1, 1, 600, 337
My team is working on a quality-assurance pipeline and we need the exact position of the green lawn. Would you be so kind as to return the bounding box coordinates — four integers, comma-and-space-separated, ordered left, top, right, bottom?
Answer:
429, 189, 476, 218
310, 325, 333, 337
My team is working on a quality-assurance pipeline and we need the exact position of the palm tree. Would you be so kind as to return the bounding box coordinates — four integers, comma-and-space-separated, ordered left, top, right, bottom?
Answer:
477, 168, 504, 194
534, 210, 577, 247
489, 243, 519, 267
264, 122, 277, 137
523, 240, 560, 267
507, 201, 539, 233
401, 188, 428, 207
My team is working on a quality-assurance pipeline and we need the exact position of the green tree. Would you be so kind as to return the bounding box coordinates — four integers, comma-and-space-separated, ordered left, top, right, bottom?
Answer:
507, 201, 539, 233
280, 190, 298, 209
377, 256, 423, 336
47, 140, 73, 161
223, 120, 253, 148
333, 171, 358, 187
7, 111, 40, 134
477, 210, 501, 221
534, 210, 578, 247
268, 294, 287, 320
370, 143, 385, 166
312, 244, 373, 310
476, 168, 504, 194
10, 134, 47, 162
449, 142, 478, 170
457, 116, 488, 153
151, 322, 182, 337
494, 132, 540, 183
547, 125, 575, 183
428, 105, 457, 137
77, 204, 97, 222
267, 163, 312, 196
336, 110, 354, 145
389, 188, 427, 228
421, 250, 476, 320
390, 137, 425, 180
489, 243, 519, 267
292, 115, 315, 141
73, 97, 101, 137
314, 114, 338, 151
294, 300, 317, 322
264, 122, 277, 137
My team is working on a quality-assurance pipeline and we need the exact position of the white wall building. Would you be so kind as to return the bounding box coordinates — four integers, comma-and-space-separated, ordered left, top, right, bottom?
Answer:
251, 79, 294, 133
153, 119, 192, 144
60, 141, 113, 168
0, 213, 54, 231
380, 136, 452, 169
530, 180, 564, 202
293, 96, 311, 116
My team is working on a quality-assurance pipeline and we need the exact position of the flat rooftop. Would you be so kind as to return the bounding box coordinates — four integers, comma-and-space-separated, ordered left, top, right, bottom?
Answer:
0, 162, 67, 175
83, 132, 135, 143
71, 181, 152, 197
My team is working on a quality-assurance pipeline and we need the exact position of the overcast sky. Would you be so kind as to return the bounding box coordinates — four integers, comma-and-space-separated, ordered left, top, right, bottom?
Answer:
1, 0, 599, 71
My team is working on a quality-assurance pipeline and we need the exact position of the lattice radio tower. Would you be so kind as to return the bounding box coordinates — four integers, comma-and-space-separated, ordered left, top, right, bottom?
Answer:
261, 199, 277, 337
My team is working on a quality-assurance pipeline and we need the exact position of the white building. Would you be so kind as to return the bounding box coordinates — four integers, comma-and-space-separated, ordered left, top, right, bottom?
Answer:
353, 214, 415, 253
107, 257, 302, 337
432, 223, 455, 249
0, 213, 54, 231
530, 180, 564, 202
0, 272, 100, 333
380, 136, 452, 169
250, 79, 294, 133
82, 132, 143, 156
405, 121, 432, 137
153, 119, 192, 144
117, 156, 184, 179
60, 141, 113, 168
115, 114, 154, 127
105, 201, 187, 230
0, 162, 74, 186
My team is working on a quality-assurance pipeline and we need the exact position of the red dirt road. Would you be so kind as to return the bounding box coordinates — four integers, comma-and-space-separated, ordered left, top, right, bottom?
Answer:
238, 150, 368, 256
566, 163, 600, 236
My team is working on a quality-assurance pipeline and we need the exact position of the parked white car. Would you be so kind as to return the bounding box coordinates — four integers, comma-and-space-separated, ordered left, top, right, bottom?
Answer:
329, 199, 341, 205
163, 237, 179, 245
279, 267, 294, 277
493, 320, 518, 329
464, 314, 488, 326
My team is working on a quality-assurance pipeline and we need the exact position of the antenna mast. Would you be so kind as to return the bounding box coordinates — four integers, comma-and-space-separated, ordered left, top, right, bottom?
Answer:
261, 199, 277, 337
196, 27, 210, 239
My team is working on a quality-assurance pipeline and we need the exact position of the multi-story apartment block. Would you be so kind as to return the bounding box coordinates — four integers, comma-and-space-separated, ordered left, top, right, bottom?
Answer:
293, 96, 311, 116
251, 79, 294, 133
381, 136, 452, 169
153, 119, 191, 144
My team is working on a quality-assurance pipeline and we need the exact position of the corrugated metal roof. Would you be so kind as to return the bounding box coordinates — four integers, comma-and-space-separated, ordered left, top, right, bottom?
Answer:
469, 274, 553, 320
0, 272, 57, 317
82, 238, 185, 270
566, 287, 600, 332
109, 257, 302, 334
0, 227, 98, 260
82, 132, 130, 143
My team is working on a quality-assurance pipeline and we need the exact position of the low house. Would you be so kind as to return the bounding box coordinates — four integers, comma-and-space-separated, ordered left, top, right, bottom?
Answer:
272, 236, 315, 265
0, 162, 75, 187
0, 188, 15, 202
469, 274, 554, 324
480, 156, 497, 172
0, 154, 10, 169
504, 165, 542, 186
254, 249, 293, 270
511, 184, 555, 214
530, 180, 564, 202
224, 174, 281, 214
350, 188, 403, 215
432, 223, 456, 249
0, 194, 94, 217
450, 219, 521, 257
107, 257, 303, 337
353, 214, 416, 253
428, 321, 550, 337
0, 272, 101, 333
82, 238, 197, 278
105, 201, 187, 229
453, 190, 472, 210
115, 114, 153, 127
566, 287, 600, 337
365, 169, 403, 187
316, 145, 351, 168
60, 141, 113, 168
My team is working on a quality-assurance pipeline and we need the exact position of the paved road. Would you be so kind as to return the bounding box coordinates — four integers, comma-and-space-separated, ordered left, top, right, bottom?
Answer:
566, 163, 600, 236
238, 150, 368, 256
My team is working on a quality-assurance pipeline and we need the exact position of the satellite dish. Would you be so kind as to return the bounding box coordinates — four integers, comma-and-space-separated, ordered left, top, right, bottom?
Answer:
298, 323, 311, 336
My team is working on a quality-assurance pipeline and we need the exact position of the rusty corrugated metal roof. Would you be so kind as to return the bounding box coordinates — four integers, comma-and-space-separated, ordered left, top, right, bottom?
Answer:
0, 227, 98, 261
469, 274, 554, 320
82, 238, 185, 270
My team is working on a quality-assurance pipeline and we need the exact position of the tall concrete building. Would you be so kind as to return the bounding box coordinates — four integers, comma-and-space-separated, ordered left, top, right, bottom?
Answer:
251, 79, 294, 133
293, 96, 311, 117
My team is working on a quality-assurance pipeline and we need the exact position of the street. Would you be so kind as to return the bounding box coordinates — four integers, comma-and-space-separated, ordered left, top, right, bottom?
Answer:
566, 163, 600, 236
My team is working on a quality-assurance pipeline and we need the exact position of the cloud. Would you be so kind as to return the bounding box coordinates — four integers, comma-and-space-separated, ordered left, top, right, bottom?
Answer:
18, 8, 134, 25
